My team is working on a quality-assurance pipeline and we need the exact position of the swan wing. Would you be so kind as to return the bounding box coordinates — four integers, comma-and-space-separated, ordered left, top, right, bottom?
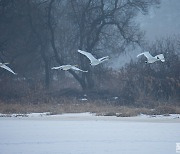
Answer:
137, 52, 153, 59
52, 65, 72, 70
0, 64, 16, 74
51, 66, 62, 69
78, 50, 97, 63
71, 66, 88, 72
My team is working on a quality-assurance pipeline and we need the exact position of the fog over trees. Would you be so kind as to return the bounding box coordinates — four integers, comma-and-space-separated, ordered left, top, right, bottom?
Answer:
0, 0, 179, 106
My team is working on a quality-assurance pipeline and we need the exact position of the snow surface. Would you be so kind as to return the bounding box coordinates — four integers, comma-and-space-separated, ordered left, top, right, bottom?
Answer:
0, 113, 180, 154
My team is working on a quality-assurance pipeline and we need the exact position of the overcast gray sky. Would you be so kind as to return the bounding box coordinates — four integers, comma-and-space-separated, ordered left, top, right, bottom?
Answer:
138, 0, 180, 41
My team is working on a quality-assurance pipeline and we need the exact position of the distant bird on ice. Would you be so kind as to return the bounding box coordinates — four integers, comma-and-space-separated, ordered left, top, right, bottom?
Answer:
137, 52, 165, 63
78, 49, 109, 66
0, 63, 17, 75
51, 65, 88, 72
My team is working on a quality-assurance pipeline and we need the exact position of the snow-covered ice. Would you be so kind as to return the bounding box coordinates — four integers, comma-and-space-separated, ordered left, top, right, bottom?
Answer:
0, 113, 180, 154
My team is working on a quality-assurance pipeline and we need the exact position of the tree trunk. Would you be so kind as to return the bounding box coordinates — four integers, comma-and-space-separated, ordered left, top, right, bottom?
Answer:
48, 0, 87, 91
27, 0, 50, 89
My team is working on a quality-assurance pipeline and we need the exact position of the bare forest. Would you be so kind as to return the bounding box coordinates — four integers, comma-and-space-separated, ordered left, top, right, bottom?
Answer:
0, 0, 179, 115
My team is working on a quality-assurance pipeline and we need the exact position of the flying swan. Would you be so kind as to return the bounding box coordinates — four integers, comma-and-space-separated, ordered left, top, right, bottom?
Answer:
78, 49, 109, 66
0, 63, 17, 75
137, 52, 165, 63
51, 65, 88, 72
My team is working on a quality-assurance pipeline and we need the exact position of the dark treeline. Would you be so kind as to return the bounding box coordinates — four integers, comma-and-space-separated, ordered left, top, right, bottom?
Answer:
0, 0, 179, 106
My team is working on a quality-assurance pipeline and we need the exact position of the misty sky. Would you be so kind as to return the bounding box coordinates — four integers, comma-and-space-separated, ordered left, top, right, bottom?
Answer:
138, 0, 180, 41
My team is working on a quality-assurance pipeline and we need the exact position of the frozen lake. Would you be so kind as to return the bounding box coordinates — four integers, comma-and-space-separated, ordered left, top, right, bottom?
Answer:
0, 113, 180, 154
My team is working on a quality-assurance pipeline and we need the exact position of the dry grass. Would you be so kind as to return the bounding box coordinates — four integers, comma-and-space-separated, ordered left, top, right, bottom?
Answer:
152, 105, 180, 115
0, 99, 180, 117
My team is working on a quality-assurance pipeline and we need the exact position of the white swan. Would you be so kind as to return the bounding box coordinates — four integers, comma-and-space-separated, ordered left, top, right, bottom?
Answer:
78, 49, 109, 66
0, 63, 17, 75
51, 65, 88, 72
137, 52, 165, 63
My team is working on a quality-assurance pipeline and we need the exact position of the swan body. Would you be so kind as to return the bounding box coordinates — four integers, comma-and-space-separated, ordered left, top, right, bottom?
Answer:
51, 65, 88, 72
78, 50, 109, 66
0, 63, 17, 75
137, 52, 165, 63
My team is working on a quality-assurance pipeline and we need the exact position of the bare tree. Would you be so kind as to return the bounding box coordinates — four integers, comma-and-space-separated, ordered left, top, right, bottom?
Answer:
47, 0, 87, 89
0, 0, 43, 78
0, 0, 159, 91
69, 0, 160, 90
27, 0, 51, 88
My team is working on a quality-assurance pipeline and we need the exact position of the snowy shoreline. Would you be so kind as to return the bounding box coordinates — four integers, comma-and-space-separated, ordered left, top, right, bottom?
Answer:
0, 112, 180, 123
